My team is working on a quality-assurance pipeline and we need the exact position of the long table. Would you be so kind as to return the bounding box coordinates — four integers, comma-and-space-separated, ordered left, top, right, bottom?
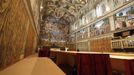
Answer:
50, 49, 134, 75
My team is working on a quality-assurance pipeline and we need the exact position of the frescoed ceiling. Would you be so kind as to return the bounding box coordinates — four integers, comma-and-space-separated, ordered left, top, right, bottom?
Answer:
41, 0, 88, 23
40, 0, 88, 43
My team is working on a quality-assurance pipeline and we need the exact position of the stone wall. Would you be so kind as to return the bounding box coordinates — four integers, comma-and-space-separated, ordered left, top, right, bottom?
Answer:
0, 0, 38, 69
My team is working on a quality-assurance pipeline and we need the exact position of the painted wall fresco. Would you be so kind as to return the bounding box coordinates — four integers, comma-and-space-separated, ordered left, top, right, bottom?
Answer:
0, 0, 37, 70
41, 21, 69, 46
30, 0, 40, 34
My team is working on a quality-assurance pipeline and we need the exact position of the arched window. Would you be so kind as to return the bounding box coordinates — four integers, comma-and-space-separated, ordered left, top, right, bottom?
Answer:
96, 4, 103, 17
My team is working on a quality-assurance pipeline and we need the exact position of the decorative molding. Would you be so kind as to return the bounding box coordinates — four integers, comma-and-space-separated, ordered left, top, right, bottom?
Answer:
76, 39, 88, 43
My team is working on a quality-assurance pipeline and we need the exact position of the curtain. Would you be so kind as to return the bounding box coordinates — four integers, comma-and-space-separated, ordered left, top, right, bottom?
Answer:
125, 59, 134, 75
38, 46, 50, 57
76, 53, 112, 75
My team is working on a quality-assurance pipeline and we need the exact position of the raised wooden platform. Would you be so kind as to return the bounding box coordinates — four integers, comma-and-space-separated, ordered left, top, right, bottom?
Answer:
0, 55, 65, 75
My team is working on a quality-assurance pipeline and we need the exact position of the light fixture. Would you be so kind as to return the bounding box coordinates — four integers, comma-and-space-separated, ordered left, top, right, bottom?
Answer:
40, 6, 43, 9
106, 6, 110, 11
